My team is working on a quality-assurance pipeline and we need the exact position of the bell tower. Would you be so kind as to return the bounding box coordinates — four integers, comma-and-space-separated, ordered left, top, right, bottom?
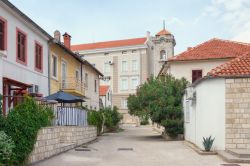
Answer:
151, 21, 176, 76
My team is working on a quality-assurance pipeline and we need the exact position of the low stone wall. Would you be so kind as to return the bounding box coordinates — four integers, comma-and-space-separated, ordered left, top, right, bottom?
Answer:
28, 126, 97, 164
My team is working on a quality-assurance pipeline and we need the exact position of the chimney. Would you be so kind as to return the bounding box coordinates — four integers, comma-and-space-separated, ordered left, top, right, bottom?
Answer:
146, 31, 151, 40
63, 32, 71, 49
54, 30, 61, 42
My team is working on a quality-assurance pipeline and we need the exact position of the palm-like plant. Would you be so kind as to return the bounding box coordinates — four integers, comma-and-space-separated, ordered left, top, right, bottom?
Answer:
203, 136, 215, 151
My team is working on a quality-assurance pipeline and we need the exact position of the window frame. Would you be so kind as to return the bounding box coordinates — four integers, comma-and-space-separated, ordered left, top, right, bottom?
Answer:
94, 79, 97, 93
51, 54, 58, 79
131, 77, 139, 90
160, 50, 167, 60
34, 41, 43, 73
121, 60, 128, 72
16, 28, 27, 65
0, 16, 7, 51
192, 70, 202, 83
121, 78, 128, 90
104, 62, 110, 73
121, 98, 128, 109
131, 60, 138, 71
85, 73, 88, 88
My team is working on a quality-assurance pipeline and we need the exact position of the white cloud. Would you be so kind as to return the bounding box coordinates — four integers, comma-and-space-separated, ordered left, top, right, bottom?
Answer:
197, 0, 250, 43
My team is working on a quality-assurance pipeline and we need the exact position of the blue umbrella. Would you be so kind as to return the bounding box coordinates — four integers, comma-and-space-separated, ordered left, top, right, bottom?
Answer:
45, 91, 85, 103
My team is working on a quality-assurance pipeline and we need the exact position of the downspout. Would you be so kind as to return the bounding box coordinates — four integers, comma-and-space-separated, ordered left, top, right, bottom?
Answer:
48, 40, 52, 95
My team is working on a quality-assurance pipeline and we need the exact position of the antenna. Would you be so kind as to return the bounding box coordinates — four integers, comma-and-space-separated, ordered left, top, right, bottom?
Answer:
163, 20, 166, 29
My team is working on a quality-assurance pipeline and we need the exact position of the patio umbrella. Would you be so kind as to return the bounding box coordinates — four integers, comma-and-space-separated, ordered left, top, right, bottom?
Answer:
45, 91, 85, 103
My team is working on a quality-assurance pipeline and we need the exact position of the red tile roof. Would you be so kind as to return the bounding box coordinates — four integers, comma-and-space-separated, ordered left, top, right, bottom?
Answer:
169, 38, 250, 61
71, 37, 147, 51
207, 52, 250, 77
99, 85, 109, 96
156, 29, 171, 36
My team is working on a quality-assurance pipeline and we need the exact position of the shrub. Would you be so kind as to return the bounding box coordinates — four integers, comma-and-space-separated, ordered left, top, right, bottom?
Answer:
4, 97, 54, 165
161, 119, 183, 138
0, 131, 15, 165
102, 106, 122, 131
203, 136, 215, 151
87, 110, 104, 135
0, 94, 5, 130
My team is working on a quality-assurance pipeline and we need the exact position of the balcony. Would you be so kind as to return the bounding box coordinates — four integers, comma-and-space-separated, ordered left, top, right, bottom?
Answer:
60, 77, 85, 96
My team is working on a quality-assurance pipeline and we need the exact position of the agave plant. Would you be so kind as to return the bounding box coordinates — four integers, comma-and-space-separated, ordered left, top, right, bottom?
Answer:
202, 136, 215, 152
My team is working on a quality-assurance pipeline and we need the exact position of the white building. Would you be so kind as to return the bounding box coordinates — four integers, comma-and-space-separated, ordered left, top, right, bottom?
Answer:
0, 1, 51, 114
184, 52, 250, 154
72, 28, 176, 125
99, 85, 112, 108
159, 38, 250, 83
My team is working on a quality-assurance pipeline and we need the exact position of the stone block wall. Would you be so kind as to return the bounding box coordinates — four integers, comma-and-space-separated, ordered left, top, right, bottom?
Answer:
28, 126, 97, 164
225, 78, 250, 149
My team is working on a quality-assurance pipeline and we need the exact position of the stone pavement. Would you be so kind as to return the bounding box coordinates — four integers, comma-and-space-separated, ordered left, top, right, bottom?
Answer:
34, 126, 249, 166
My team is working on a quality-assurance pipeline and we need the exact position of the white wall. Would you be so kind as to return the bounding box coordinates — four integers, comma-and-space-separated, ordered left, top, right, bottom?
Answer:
0, 54, 3, 94
184, 78, 225, 150
83, 65, 100, 110
169, 59, 229, 83
100, 88, 112, 108
0, 3, 49, 96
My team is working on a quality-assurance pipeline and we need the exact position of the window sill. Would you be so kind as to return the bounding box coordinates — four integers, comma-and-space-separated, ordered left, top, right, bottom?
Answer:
35, 68, 43, 73
16, 59, 27, 66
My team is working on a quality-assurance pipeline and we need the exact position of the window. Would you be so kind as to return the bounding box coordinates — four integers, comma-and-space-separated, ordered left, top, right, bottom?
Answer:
122, 61, 128, 72
61, 61, 67, 88
132, 60, 138, 71
16, 29, 27, 64
185, 101, 190, 123
192, 70, 202, 83
104, 62, 110, 73
122, 51, 127, 54
52, 55, 58, 78
160, 50, 167, 60
121, 78, 128, 90
131, 77, 139, 89
0, 18, 7, 50
85, 73, 88, 88
121, 98, 128, 109
35, 42, 43, 72
75, 70, 80, 80
107, 92, 110, 101
94, 79, 97, 92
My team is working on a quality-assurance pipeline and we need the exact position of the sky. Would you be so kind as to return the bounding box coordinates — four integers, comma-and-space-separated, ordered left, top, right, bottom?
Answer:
9, 0, 250, 54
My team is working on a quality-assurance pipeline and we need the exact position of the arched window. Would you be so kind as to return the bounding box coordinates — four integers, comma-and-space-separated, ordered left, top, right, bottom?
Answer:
160, 50, 167, 60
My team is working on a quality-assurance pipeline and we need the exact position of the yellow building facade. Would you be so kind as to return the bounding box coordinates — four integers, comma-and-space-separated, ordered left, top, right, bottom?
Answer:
49, 42, 85, 97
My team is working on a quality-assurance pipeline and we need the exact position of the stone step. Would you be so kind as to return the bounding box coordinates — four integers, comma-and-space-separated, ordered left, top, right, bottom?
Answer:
226, 149, 250, 158
218, 150, 250, 163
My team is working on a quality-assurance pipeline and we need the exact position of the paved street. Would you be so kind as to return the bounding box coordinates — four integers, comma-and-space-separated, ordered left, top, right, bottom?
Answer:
34, 126, 242, 166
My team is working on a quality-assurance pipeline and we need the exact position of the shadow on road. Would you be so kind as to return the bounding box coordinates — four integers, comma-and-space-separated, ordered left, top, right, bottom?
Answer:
132, 135, 165, 142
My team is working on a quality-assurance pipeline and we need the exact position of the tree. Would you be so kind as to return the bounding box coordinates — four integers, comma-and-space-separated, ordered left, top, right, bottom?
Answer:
127, 75, 188, 138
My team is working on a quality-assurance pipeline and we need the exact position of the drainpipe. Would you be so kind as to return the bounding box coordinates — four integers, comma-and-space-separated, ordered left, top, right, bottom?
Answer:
48, 40, 52, 95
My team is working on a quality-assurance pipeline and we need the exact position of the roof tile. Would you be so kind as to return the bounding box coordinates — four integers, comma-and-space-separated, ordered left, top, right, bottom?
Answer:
207, 52, 250, 77
71, 37, 147, 51
99, 85, 109, 96
169, 38, 250, 61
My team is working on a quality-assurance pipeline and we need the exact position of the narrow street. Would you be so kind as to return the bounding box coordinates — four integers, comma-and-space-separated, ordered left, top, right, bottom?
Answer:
33, 126, 232, 166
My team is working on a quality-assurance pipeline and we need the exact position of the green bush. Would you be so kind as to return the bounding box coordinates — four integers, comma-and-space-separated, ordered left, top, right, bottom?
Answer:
87, 110, 104, 135
0, 131, 15, 165
102, 106, 122, 131
161, 119, 183, 138
0, 94, 5, 130
4, 97, 54, 165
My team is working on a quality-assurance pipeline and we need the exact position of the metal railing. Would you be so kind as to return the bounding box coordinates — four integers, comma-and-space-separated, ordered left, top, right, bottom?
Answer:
60, 77, 85, 95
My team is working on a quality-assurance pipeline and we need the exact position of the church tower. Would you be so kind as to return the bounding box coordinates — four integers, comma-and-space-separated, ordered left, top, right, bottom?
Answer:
151, 21, 176, 76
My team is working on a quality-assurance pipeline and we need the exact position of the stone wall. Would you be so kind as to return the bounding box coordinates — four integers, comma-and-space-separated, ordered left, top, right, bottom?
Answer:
28, 126, 97, 164
225, 78, 250, 149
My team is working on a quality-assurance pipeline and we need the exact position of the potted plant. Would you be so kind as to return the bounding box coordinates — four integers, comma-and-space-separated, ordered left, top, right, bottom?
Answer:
202, 136, 215, 152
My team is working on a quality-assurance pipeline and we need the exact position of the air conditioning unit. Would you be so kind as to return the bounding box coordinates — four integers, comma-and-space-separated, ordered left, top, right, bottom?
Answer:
28, 84, 39, 94
186, 87, 196, 100
108, 61, 113, 65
